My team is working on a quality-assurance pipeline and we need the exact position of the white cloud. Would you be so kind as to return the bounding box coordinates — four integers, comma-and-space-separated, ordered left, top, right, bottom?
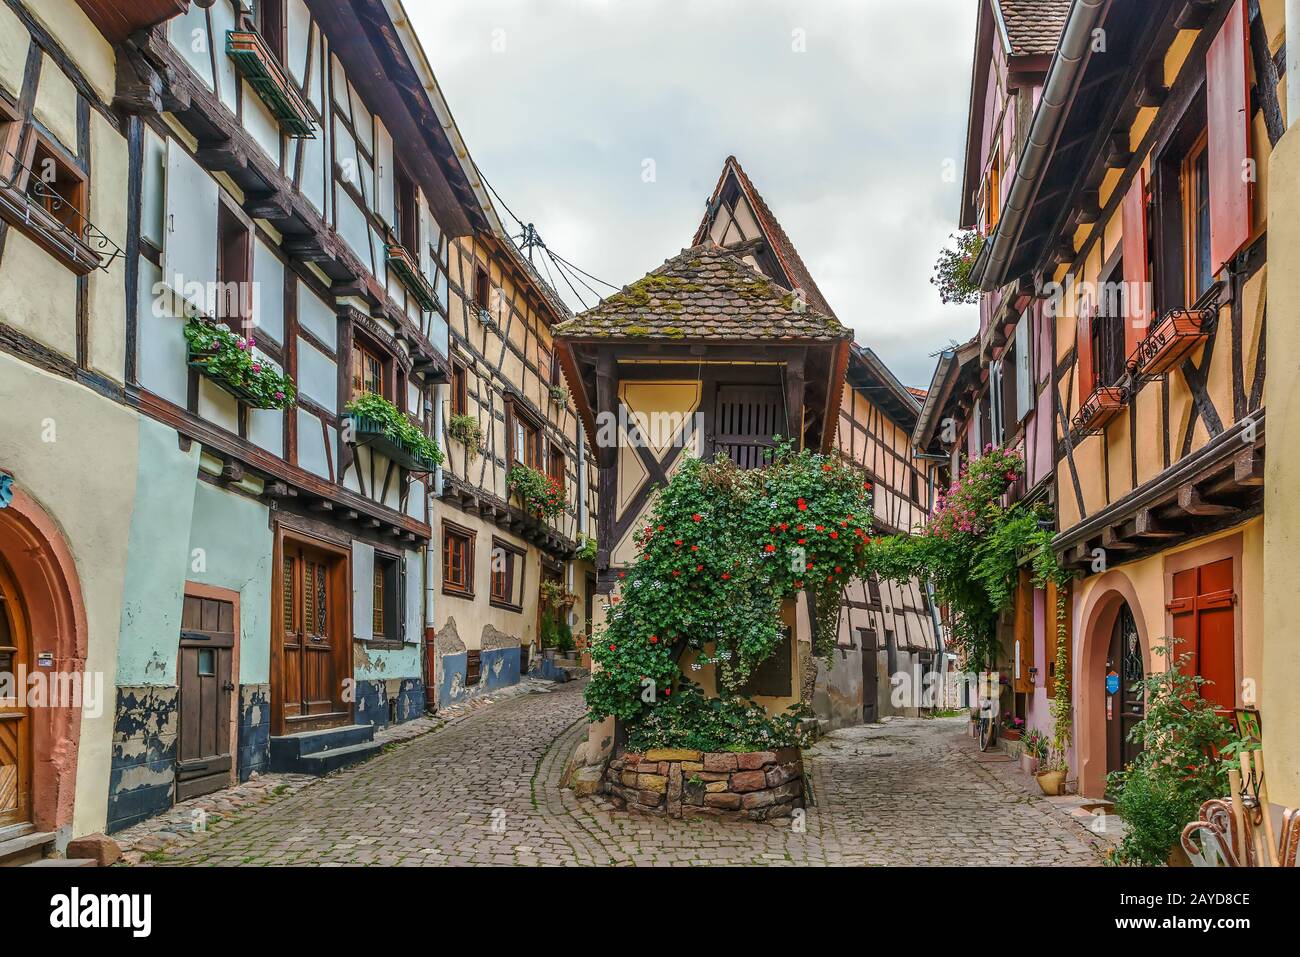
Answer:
407, 0, 980, 387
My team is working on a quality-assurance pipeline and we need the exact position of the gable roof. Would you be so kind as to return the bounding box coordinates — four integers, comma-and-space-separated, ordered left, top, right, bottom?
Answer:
692, 156, 838, 319
552, 241, 850, 343
995, 0, 1072, 56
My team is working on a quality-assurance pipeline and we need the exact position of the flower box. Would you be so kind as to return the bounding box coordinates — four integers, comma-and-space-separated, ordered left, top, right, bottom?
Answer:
226, 32, 315, 137
1134, 308, 1213, 376
184, 322, 295, 410
346, 413, 440, 472
1071, 386, 1128, 435
385, 242, 437, 312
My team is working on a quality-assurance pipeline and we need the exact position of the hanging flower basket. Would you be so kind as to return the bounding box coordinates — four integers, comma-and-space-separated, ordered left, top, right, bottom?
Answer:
345, 393, 443, 472
184, 319, 296, 410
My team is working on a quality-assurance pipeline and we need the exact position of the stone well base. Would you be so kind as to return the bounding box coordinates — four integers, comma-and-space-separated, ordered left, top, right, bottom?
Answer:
603, 747, 805, 822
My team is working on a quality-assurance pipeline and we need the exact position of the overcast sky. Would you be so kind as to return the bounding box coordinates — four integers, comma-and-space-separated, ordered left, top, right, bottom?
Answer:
410, 0, 980, 389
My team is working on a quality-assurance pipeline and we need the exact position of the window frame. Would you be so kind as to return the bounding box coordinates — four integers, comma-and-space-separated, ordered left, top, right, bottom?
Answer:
350, 333, 391, 403
507, 399, 543, 471
372, 551, 402, 642
441, 521, 476, 598
450, 361, 469, 417
489, 537, 527, 612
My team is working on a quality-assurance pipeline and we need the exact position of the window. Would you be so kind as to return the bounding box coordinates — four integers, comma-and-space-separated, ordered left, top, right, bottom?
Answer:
395, 166, 418, 257
473, 266, 490, 309
372, 553, 401, 641
980, 143, 1002, 234
548, 444, 565, 485
451, 361, 468, 417
26, 138, 87, 235
490, 538, 526, 611
1184, 133, 1213, 302
510, 402, 542, 470
254, 0, 286, 63
351, 341, 386, 400
217, 201, 251, 330
442, 522, 475, 597
465, 649, 481, 686
1090, 260, 1127, 391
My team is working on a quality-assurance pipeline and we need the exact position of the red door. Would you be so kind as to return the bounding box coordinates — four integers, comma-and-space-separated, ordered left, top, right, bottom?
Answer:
1168, 558, 1236, 712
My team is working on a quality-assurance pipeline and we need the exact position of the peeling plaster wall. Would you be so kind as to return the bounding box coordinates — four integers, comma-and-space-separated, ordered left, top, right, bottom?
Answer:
106, 686, 178, 832
238, 684, 270, 780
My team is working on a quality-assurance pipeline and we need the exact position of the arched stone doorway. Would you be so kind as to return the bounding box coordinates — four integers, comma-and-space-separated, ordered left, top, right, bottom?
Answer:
0, 486, 87, 833
1076, 572, 1149, 798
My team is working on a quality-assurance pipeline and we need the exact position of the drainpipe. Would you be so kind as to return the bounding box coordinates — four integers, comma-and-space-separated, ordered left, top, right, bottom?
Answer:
1289, 0, 1300, 128
427, 387, 442, 632
577, 423, 589, 537
975, 0, 1108, 289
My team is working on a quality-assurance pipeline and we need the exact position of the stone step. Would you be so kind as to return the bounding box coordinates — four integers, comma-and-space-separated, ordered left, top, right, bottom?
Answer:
294, 740, 384, 776
269, 723, 375, 767
0, 826, 56, 867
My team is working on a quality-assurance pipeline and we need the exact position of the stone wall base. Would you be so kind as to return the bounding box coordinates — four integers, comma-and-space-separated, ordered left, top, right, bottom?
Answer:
603, 747, 805, 822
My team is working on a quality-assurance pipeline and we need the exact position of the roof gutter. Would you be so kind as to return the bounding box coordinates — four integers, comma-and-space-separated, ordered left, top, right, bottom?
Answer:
973, 0, 1109, 291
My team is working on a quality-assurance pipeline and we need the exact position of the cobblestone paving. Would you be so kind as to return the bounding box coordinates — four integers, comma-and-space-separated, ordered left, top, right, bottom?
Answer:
138, 680, 1103, 866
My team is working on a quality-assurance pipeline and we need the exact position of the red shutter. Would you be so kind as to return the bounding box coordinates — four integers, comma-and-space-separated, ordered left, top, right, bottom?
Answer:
1120, 169, 1150, 363
1076, 298, 1095, 406
1166, 558, 1236, 713
1206, 0, 1252, 274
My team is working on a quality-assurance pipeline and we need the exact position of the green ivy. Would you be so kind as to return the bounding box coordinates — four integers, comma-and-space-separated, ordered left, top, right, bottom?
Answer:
345, 392, 444, 467
575, 536, 598, 563
184, 318, 296, 410
584, 440, 874, 733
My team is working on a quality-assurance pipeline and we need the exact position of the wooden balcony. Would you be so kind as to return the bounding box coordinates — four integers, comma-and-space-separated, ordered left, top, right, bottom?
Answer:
1071, 386, 1128, 436
226, 31, 316, 138
385, 242, 437, 312
1134, 307, 1214, 377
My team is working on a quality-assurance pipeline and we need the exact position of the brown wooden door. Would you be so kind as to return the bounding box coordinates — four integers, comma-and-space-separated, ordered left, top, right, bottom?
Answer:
859, 628, 878, 724
278, 542, 347, 733
0, 559, 31, 828
176, 594, 234, 802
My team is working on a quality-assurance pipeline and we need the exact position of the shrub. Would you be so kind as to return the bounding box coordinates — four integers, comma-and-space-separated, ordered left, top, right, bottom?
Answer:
931, 229, 984, 305
624, 682, 809, 753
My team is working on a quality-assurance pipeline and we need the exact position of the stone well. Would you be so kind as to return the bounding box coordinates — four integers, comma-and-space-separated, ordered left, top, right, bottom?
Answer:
603, 747, 805, 821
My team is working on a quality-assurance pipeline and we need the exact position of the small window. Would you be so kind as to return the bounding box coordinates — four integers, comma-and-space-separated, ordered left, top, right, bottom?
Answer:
395, 166, 418, 257
217, 202, 251, 330
510, 404, 542, 470
442, 523, 475, 597
490, 538, 526, 610
451, 362, 468, 417
26, 139, 87, 235
473, 266, 490, 309
1184, 133, 1213, 302
548, 445, 565, 485
254, 0, 286, 63
465, 649, 481, 686
351, 341, 386, 400
373, 553, 401, 640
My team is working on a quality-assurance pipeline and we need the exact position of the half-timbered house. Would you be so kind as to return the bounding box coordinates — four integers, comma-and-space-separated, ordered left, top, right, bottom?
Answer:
0, 0, 169, 862
97, 0, 503, 830
429, 201, 598, 705
968, 0, 1278, 799
817, 346, 943, 728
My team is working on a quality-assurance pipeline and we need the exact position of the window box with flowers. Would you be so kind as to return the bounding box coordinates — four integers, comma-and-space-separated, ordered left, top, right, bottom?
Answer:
184, 319, 296, 410
345, 393, 444, 472
507, 464, 564, 520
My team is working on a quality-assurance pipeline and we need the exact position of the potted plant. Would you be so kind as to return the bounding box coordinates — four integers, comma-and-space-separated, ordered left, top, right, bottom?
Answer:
1036, 751, 1068, 796
446, 412, 484, 459
507, 464, 565, 519
344, 393, 444, 471
1001, 715, 1025, 741
548, 384, 569, 406
1020, 728, 1047, 774
184, 318, 296, 410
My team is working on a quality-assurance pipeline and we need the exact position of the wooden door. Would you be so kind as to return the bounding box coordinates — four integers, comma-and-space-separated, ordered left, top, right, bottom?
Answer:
1169, 558, 1236, 713
1105, 604, 1145, 778
176, 594, 234, 802
0, 559, 31, 828
277, 541, 348, 734
859, 628, 878, 724
712, 385, 784, 468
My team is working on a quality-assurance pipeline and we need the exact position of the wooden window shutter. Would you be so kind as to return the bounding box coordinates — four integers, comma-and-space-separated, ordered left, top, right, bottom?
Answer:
1013, 569, 1034, 694
1167, 558, 1236, 712
1076, 298, 1095, 407
1015, 314, 1033, 421
1120, 169, 1151, 362
1045, 578, 1072, 699
1206, 0, 1252, 275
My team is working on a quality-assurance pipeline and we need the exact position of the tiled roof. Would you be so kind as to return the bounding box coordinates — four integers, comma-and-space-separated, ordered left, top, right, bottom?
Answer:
552, 242, 851, 343
996, 0, 1071, 56
693, 156, 838, 320
907, 387, 929, 400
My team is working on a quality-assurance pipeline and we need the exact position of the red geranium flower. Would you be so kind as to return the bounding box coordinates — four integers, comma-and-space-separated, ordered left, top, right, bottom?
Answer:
609, 644, 616, 651
721, 572, 731, 580
696, 564, 703, 572
830, 531, 839, 539
692, 513, 702, 522
764, 544, 776, 553
797, 498, 808, 511
649, 635, 658, 644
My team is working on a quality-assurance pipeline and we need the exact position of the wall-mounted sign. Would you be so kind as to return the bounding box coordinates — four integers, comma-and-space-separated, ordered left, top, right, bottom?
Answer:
37, 652, 54, 668
1105, 670, 1120, 695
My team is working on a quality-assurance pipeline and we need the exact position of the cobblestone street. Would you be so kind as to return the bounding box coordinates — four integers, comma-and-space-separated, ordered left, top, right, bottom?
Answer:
135, 681, 1103, 866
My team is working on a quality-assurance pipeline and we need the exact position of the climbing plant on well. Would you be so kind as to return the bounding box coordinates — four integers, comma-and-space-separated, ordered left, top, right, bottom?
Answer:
583, 440, 875, 740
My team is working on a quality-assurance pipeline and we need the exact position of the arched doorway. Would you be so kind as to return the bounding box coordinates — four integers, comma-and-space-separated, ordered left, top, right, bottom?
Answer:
1105, 603, 1145, 783
0, 487, 87, 833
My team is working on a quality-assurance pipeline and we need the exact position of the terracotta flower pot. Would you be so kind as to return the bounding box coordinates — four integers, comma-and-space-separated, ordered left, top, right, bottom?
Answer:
1002, 728, 1021, 741
1035, 768, 1066, 796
